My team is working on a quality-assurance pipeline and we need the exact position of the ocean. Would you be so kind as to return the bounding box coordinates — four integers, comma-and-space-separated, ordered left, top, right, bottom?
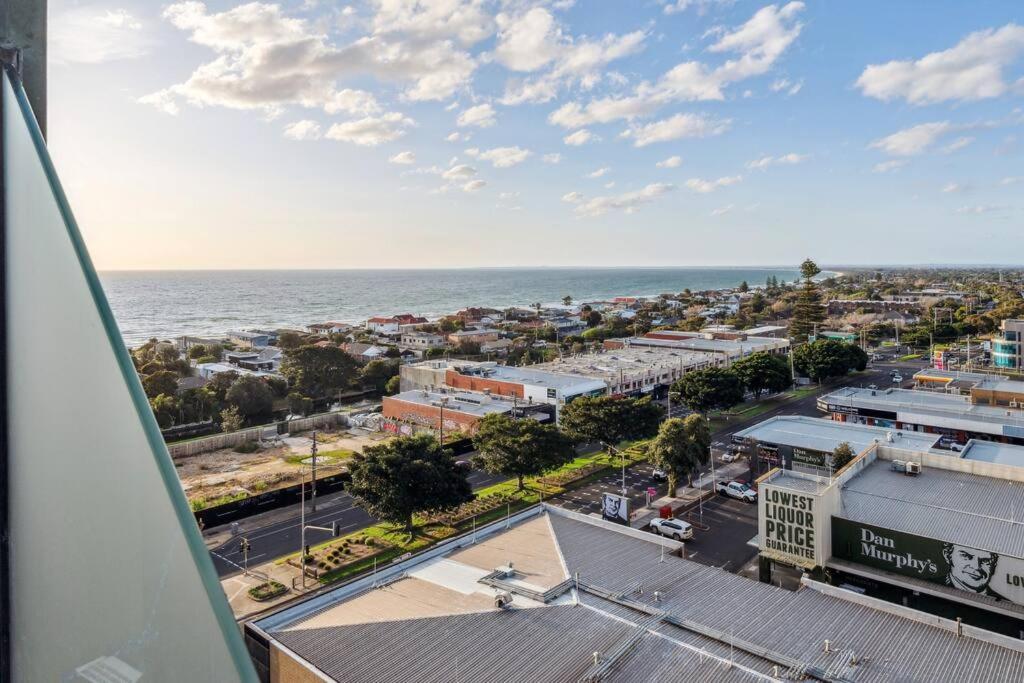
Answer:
98, 267, 803, 345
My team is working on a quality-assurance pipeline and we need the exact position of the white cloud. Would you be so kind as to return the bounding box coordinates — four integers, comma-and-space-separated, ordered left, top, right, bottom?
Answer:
604, 181, 616, 189
543, 153, 563, 164
575, 183, 675, 217
370, 0, 494, 47
547, 3, 802, 130
656, 155, 683, 168
942, 182, 967, 193
324, 89, 381, 115
283, 119, 322, 140
138, 90, 180, 116
475, 146, 532, 168
1001, 176, 1023, 185
446, 132, 463, 142
564, 129, 595, 146
745, 152, 807, 169
621, 113, 730, 147
457, 103, 497, 127
942, 136, 975, 153
685, 175, 742, 193
956, 204, 1006, 215
325, 112, 415, 146
856, 24, 1024, 105
53, 7, 150, 64
442, 164, 477, 180
869, 122, 953, 156
462, 179, 487, 192
562, 191, 584, 203
494, 6, 645, 99
663, 0, 734, 16
389, 150, 417, 164
770, 77, 802, 95
143, 1, 477, 115
872, 159, 908, 173
587, 166, 611, 178
710, 204, 735, 216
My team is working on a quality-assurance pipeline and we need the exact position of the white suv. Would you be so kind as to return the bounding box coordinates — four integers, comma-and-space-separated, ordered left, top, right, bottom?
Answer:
649, 518, 694, 541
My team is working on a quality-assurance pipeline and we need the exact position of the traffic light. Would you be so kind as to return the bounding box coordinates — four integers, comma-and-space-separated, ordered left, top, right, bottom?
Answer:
304, 544, 311, 557
238, 538, 250, 554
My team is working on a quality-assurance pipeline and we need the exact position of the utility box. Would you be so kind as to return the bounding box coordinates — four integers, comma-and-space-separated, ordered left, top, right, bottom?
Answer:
659, 505, 673, 519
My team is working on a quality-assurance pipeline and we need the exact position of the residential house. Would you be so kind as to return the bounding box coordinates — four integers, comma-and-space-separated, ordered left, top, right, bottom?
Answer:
344, 342, 389, 361
447, 328, 500, 346
399, 331, 446, 351
307, 321, 353, 335
365, 317, 400, 335
227, 330, 271, 349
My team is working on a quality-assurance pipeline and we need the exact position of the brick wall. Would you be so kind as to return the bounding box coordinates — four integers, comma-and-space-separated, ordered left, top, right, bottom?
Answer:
444, 369, 524, 398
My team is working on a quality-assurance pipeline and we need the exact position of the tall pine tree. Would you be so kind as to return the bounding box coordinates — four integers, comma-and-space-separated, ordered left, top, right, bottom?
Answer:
790, 258, 826, 341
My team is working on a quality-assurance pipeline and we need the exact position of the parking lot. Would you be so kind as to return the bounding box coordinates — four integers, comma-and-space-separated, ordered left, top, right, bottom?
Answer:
672, 494, 759, 572
553, 461, 662, 516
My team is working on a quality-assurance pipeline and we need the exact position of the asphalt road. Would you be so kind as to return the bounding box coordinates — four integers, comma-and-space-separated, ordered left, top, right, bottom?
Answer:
210, 358, 928, 578
677, 495, 760, 572
209, 467, 506, 577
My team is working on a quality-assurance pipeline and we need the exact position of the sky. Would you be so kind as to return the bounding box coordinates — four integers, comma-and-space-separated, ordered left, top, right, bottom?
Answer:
47, 0, 1024, 270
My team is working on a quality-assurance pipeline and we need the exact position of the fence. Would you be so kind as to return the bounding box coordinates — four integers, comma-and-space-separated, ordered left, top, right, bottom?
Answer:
166, 411, 353, 458
193, 472, 350, 529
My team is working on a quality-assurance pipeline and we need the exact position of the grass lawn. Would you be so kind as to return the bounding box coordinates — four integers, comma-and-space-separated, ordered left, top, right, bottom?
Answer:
283, 448, 355, 465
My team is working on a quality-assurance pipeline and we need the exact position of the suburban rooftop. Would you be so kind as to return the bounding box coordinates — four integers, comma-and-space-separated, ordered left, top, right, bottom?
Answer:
822, 386, 1024, 430
252, 506, 1024, 683
734, 415, 941, 454
388, 389, 521, 417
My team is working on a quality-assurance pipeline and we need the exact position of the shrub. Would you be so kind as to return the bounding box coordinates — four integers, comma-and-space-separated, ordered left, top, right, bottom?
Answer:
233, 441, 260, 454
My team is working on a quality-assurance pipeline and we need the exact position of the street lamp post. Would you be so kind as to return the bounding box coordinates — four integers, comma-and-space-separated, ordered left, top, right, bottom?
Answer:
310, 430, 318, 512
438, 396, 449, 445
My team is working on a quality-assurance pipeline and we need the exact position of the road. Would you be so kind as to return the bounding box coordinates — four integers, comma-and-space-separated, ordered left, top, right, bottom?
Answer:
208, 467, 506, 577
210, 358, 928, 578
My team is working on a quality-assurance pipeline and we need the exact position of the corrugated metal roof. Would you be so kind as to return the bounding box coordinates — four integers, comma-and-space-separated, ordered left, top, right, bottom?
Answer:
734, 416, 939, 454
839, 459, 1024, 558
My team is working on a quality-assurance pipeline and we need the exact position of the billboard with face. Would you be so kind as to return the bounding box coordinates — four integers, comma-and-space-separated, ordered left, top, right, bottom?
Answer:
601, 493, 629, 525
832, 517, 1024, 606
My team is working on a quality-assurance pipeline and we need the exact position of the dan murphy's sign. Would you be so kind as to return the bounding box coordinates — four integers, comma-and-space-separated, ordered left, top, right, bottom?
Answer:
760, 485, 820, 568
832, 517, 1024, 607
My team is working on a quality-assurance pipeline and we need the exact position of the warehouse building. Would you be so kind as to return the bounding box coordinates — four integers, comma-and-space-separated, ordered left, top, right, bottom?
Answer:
247, 505, 1024, 682
758, 442, 1024, 639
381, 388, 553, 437
604, 330, 790, 363
733, 415, 940, 474
531, 346, 720, 397
818, 386, 1024, 446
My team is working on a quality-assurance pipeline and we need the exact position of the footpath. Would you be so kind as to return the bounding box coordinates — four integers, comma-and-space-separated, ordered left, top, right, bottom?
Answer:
629, 459, 753, 530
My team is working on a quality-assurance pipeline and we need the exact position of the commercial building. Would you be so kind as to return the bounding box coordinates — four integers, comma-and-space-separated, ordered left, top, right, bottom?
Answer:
734, 415, 939, 474
447, 328, 500, 345
247, 505, 1024, 682
399, 360, 606, 420
398, 331, 446, 350
606, 330, 790, 363
818, 386, 1024, 446
532, 346, 721, 397
382, 389, 553, 436
758, 443, 1024, 638
993, 319, 1024, 370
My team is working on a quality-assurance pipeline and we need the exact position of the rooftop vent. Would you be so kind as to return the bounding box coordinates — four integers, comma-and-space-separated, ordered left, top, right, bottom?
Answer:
494, 591, 514, 609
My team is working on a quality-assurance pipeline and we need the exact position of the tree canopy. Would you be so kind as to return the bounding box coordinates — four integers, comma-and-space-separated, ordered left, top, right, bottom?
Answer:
730, 352, 791, 398
560, 395, 663, 446
281, 345, 360, 399
225, 375, 274, 423
793, 339, 867, 382
831, 441, 856, 471
790, 258, 826, 341
647, 414, 710, 496
347, 434, 473, 531
673, 367, 744, 414
471, 413, 576, 490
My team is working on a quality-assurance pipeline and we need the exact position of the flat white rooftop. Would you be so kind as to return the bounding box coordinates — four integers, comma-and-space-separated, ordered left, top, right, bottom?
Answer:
734, 415, 940, 454
961, 440, 1024, 467
822, 387, 1024, 432
388, 389, 519, 417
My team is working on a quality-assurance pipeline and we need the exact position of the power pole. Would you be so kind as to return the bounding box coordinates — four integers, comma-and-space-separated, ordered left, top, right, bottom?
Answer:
310, 430, 318, 512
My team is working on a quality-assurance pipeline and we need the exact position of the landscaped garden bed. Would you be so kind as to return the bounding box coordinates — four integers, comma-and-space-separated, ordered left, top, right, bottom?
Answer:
248, 580, 287, 602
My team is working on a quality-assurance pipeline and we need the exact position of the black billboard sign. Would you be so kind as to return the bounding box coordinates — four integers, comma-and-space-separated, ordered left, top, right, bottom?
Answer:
832, 517, 1024, 606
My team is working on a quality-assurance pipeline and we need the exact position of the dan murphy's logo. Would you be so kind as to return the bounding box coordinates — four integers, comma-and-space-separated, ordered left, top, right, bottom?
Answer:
860, 528, 938, 575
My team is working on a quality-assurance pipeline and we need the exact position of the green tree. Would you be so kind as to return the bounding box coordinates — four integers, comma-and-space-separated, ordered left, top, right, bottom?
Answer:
347, 434, 473, 532
730, 352, 791, 398
586, 310, 603, 327
264, 375, 289, 398
220, 405, 244, 433
142, 370, 179, 400
471, 414, 576, 490
793, 339, 866, 382
560, 395, 663, 447
562, 295, 573, 306
149, 393, 180, 429
361, 359, 399, 393
647, 414, 711, 495
287, 392, 312, 417
187, 344, 208, 360
281, 345, 359, 399
384, 375, 402, 396
207, 370, 240, 404
831, 441, 856, 471
790, 258, 826, 340
226, 375, 274, 423
277, 331, 303, 350
673, 367, 744, 414
738, 280, 749, 293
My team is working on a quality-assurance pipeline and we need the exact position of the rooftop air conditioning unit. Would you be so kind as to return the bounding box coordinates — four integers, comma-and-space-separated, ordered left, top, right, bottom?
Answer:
905, 462, 921, 476
495, 563, 515, 578
890, 459, 906, 472
494, 591, 514, 609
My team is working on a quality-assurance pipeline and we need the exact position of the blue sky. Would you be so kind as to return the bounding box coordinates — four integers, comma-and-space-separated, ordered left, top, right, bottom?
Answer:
48, 0, 1023, 269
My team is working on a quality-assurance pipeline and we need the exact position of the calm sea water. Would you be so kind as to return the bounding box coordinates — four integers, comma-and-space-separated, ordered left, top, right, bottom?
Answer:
99, 268, 802, 345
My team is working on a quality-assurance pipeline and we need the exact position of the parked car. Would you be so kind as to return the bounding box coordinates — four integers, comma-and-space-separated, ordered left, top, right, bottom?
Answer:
867, 384, 878, 390
651, 468, 668, 481
717, 480, 757, 503
892, 374, 903, 383
950, 443, 965, 453
649, 517, 694, 541
721, 448, 740, 463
